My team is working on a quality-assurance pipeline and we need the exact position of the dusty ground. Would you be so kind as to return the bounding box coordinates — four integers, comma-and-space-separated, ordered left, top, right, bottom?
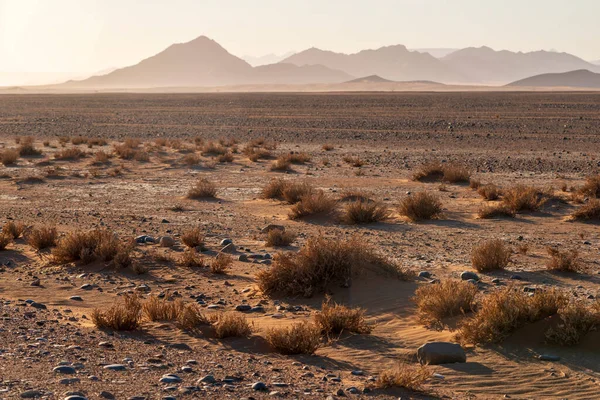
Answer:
1, 92, 600, 400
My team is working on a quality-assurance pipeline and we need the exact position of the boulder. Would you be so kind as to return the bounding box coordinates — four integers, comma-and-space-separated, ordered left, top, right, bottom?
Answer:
159, 236, 175, 247
417, 342, 466, 365
460, 271, 479, 281
220, 243, 236, 254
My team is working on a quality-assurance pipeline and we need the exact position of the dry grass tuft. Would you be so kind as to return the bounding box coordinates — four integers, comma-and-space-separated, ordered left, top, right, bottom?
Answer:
545, 301, 600, 346
179, 249, 205, 268
18, 137, 42, 157
342, 155, 365, 167
376, 363, 431, 391
414, 280, 478, 325
55, 147, 86, 161
0, 233, 12, 250
477, 204, 516, 219
270, 156, 292, 171
322, 144, 335, 151
478, 184, 500, 201
187, 178, 217, 199
26, 226, 58, 250
176, 303, 208, 330
212, 312, 252, 338
340, 199, 390, 224
282, 182, 314, 204
52, 229, 125, 264
2, 221, 26, 239
143, 297, 184, 322
92, 294, 142, 331
578, 175, 600, 198
217, 152, 234, 163
93, 150, 111, 164
0, 149, 19, 165
211, 253, 233, 274
413, 161, 470, 183
261, 178, 288, 200
313, 297, 373, 335
201, 141, 227, 156
546, 247, 581, 273
398, 192, 443, 221
265, 229, 297, 247
469, 179, 482, 190
181, 227, 205, 249
182, 153, 201, 166
442, 163, 471, 183
471, 239, 511, 272
286, 152, 311, 164
288, 191, 337, 220
266, 321, 321, 355
570, 199, 600, 221
502, 185, 548, 212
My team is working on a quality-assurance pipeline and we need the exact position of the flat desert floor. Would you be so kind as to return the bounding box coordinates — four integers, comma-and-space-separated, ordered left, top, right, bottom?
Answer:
1, 92, 600, 399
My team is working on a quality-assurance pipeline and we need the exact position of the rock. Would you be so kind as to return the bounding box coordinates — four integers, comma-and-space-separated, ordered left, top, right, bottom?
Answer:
350, 370, 363, 376
336, 388, 345, 396
417, 342, 466, 365
69, 296, 83, 301
418, 271, 432, 278
510, 274, 523, 280
20, 390, 43, 398
31, 279, 41, 286
64, 396, 87, 400
160, 374, 182, 383
491, 278, 501, 284
80, 284, 93, 290
59, 378, 80, 385
236, 304, 252, 312
168, 343, 192, 351
220, 243, 236, 254
198, 375, 216, 384
238, 254, 249, 262
159, 236, 175, 247
252, 382, 267, 391
539, 354, 561, 362
99, 392, 115, 399
103, 364, 127, 371
29, 302, 47, 310
53, 365, 77, 374
261, 224, 285, 234
98, 341, 113, 348
220, 238, 233, 246
346, 387, 360, 394
460, 271, 479, 281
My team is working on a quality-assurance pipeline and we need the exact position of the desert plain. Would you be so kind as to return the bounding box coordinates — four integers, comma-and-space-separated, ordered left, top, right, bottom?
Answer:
1, 92, 600, 399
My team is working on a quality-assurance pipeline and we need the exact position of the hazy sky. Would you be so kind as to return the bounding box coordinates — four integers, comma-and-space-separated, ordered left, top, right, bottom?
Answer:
1, 0, 599, 75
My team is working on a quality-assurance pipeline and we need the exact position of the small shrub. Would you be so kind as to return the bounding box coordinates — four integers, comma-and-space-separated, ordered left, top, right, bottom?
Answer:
442, 163, 471, 183
71, 136, 88, 145
212, 312, 252, 338
478, 184, 500, 201
187, 178, 217, 199
340, 199, 390, 224
270, 156, 292, 171
469, 179, 481, 189
322, 144, 334, 151
570, 199, 600, 221
133, 150, 149, 162
182, 153, 201, 166
201, 141, 227, 156
266, 321, 321, 355
217, 152, 234, 163
181, 227, 205, 249
261, 178, 288, 200
282, 182, 314, 204
180, 249, 205, 268
176, 303, 208, 330
502, 185, 547, 212
265, 229, 296, 247
143, 297, 184, 322
471, 239, 511, 272
93, 150, 111, 164
398, 192, 443, 221
55, 147, 85, 161
376, 363, 431, 391
342, 155, 365, 167
91, 294, 142, 331
414, 280, 478, 325
578, 175, 600, 198
477, 204, 515, 219
287, 152, 311, 164
412, 161, 444, 182
113, 144, 136, 160
546, 247, 581, 272
516, 244, 529, 255
313, 297, 373, 335
545, 301, 600, 346
0, 149, 19, 165
0, 233, 12, 250
2, 221, 26, 239
211, 253, 232, 274
26, 226, 58, 250
288, 191, 337, 220
18, 137, 42, 156
52, 229, 122, 264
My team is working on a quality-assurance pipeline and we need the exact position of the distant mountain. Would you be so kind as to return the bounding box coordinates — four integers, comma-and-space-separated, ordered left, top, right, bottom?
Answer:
507, 69, 600, 88
442, 46, 600, 84
243, 52, 295, 66
281, 45, 465, 83
346, 75, 394, 83
410, 48, 459, 58
61, 36, 349, 88
592, 59, 600, 66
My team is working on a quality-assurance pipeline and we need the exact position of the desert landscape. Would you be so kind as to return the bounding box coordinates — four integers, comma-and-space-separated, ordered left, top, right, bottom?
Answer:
0, 92, 599, 399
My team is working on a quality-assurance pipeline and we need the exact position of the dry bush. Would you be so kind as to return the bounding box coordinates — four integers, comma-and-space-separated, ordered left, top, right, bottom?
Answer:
414, 280, 478, 325
457, 287, 566, 344
471, 239, 511, 272
55, 147, 85, 161
265, 229, 296, 247
477, 204, 516, 219
155, 138, 168, 147
545, 301, 600, 346
71, 136, 88, 145
570, 199, 600, 221
88, 137, 107, 147
478, 184, 500, 201
546, 247, 581, 273
2, 221, 26, 239
516, 244, 529, 255
340, 199, 390, 224
322, 144, 334, 151
211, 253, 233, 274
398, 192, 443, 222
133, 150, 149, 162
181, 227, 205, 249
0, 233, 12, 250
212, 312, 252, 338
201, 141, 227, 156
282, 182, 314, 204
257, 236, 413, 297
469, 179, 481, 190
52, 229, 124, 264
217, 152, 234, 163
578, 175, 600, 198
0, 149, 19, 165
176, 303, 208, 330
265, 321, 321, 355
26, 226, 58, 250
112, 242, 134, 269
313, 297, 373, 335
187, 178, 217, 199
245, 147, 272, 162
342, 155, 365, 167
502, 185, 548, 212
18, 137, 42, 156
376, 363, 431, 391
288, 191, 337, 220
91, 294, 142, 331
412, 161, 445, 182
93, 150, 111, 164
286, 152, 311, 164
143, 297, 184, 322
442, 163, 471, 183
270, 156, 292, 171
180, 249, 205, 268
113, 144, 136, 159
182, 153, 201, 166
261, 178, 288, 200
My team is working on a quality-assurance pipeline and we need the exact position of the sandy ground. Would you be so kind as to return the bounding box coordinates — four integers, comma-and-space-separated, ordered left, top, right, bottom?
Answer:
1, 92, 600, 399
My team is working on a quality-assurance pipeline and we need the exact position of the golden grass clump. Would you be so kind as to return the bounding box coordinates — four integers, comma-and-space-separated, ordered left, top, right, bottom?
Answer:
182, 153, 201, 166
414, 280, 478, 325
413, 161, 470, 183
143, 297, 184, 322
261, 178, 288, 200
471, 239, 511, 272
179, 249, 205, 268
2, 221, 26, 239
212, 312, 252, 338
270, 156, 292, 171
322, 144, 334, 151
545, 301, 600, 346
313, 297, 373, 335
265, 229, 297, 247
52, 229, 124, 264
180, 227, 205, 249
187, 178, 218, 199
18, 137, 42, 157
211, 253, 233, 274
26, 226, 58, 250
342, 155, 365, 167
376, 363, 431, 391
469, 178, 481, 190
286, 152, 311, 164
477, 184, 500, 201
201, 141, 227, 156
0, 149, 19, 165
398, 192, 443, 221
546, 247, 581, 273
442, 163, 471, 183
217, 152, 234, 163
578, 175, 600, 198
93, 150, 111, 164
265, 321, 321, 355
340, 199, 390, 224
477, 204, 516, 219
0, 233, 12, 250
176, 303, 208, 330
501, 185, 547, 212
55, 147, 86, 161
570, 198, 600, 221
257, 236, 412, 297
288, 191, 337, 220
282, 182, 314, 204
91, 294, 142, 331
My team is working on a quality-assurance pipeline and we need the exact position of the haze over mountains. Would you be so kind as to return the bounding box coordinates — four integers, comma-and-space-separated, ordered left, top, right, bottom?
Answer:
51, 35, 600, 90
507, 69, 600, 88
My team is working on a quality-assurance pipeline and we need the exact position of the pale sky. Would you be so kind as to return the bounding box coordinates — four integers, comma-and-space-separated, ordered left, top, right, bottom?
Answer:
1, 0, 599, 78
